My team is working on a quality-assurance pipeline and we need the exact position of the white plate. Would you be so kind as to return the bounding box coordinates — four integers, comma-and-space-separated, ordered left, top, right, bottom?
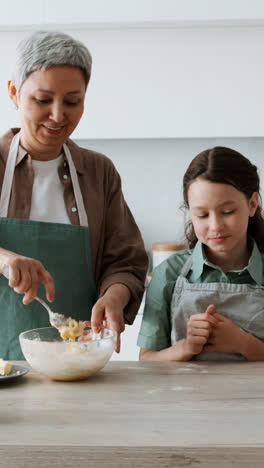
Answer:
0, 364, 29, 382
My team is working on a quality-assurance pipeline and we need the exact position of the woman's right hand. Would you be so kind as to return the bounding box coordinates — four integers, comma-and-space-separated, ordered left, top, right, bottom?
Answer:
185, 304, 219, 356
0, 248, 54, 305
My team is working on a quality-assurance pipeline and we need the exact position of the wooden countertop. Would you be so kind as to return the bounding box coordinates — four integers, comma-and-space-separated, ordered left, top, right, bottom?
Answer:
1, 360, 264, 467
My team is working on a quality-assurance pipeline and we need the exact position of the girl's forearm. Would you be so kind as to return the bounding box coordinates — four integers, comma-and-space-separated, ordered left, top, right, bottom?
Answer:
139, 340, 194, 362
240, 332, 264, 361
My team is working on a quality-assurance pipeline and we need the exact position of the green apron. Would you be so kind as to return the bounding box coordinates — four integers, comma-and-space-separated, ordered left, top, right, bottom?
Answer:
0, 132, 98, 359
171, 254, 264, 361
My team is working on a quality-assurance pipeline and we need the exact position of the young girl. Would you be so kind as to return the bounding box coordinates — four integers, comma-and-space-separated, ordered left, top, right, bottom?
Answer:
138, 146, 264, 361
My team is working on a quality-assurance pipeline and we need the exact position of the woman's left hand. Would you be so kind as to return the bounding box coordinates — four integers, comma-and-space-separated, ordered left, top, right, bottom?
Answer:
203, 313, 246, 354
79, 283, 131, 353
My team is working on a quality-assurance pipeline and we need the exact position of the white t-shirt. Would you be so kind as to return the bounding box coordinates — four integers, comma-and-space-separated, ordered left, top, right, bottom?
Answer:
29, 154, 71, 224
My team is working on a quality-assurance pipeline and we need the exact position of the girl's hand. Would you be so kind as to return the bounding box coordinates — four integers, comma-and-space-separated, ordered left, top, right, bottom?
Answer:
203, 313, 245, 354
0, 248, 54, 305
140, 304, 221, 362
185, 304, 219, 356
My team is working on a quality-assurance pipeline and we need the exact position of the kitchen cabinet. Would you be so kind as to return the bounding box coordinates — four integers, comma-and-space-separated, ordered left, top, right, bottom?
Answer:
1, 360, 264, 467
0, 0, 41, 26
2, 1, 264, 27
1, 2, 264, 138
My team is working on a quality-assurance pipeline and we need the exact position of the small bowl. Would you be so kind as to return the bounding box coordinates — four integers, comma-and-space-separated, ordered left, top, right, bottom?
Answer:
19, 326, 116, 381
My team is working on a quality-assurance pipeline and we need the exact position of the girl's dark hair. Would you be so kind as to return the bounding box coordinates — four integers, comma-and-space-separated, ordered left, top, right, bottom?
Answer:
183, 146, 264, 252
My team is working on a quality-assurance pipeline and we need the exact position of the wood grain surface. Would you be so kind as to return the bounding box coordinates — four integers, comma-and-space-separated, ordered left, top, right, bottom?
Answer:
1, 360, 264, 467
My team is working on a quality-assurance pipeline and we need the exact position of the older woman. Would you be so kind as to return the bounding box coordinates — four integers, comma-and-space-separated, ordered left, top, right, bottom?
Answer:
0, 31, 148, 359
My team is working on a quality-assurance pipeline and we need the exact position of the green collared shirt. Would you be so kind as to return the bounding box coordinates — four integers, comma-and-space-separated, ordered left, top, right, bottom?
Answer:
137, 238, 264, 351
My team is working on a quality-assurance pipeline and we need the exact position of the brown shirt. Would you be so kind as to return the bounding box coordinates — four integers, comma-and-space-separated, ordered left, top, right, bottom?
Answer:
0, 128, 148, 324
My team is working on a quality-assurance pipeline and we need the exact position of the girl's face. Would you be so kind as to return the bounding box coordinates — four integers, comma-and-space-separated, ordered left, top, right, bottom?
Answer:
187, 178, 258, 263
8, 65, 86, 160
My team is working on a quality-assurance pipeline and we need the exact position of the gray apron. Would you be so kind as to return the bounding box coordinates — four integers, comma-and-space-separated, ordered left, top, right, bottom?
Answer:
0, 132, 98, 359
171, 254, 264, 361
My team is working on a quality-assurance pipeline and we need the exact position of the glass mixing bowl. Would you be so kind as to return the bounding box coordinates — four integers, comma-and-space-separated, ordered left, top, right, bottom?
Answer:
19, 326, 116, 381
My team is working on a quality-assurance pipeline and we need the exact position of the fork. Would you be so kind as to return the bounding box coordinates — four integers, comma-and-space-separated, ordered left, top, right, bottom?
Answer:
2, 265, 68, 329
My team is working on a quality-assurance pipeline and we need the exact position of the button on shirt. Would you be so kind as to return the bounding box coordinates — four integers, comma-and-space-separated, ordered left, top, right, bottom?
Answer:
137, 238, 264, 351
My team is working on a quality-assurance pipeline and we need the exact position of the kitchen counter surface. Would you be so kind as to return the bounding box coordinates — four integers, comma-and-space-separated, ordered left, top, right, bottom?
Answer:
1, 360, 264, 467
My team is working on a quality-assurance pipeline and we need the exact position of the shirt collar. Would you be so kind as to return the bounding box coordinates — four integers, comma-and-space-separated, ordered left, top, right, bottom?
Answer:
246, 237, 263, 285
0, 128, 84, 174
191, 237, 263, 285
191, 241, 205, 280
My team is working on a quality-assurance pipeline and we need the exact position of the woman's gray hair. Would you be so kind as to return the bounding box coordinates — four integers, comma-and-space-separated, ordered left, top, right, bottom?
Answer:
13, 31, 92, 94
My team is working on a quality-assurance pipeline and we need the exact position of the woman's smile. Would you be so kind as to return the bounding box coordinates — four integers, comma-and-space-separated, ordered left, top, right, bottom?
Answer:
41, 124, 66, 136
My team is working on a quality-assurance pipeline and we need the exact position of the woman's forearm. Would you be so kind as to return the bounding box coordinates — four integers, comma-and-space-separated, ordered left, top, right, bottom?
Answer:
139, 340, 194, 362
104, 283, 131, 310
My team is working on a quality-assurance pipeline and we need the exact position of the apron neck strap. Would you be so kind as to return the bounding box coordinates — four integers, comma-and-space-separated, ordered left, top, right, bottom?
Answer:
180, 254, 193, 277
0, 132, 88, 227
63, 143, 88, 227
0, 132, 20, 218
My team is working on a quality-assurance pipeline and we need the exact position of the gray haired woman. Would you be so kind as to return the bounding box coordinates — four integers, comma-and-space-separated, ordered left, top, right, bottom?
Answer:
0, 31, 148, 359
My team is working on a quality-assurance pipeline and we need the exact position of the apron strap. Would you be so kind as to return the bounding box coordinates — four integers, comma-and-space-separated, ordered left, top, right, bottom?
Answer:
0, 132, 88, 227
0, 132, 20, 218
63, 144, 88, 227
180, 254, 193, 277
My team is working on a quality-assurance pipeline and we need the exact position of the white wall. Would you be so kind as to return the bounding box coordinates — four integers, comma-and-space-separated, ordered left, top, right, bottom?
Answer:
78, 137, 264, 257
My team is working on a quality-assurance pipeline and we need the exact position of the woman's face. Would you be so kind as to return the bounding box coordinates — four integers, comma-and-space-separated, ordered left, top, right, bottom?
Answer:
9, 65, 86, 159
187, 178, 258, 264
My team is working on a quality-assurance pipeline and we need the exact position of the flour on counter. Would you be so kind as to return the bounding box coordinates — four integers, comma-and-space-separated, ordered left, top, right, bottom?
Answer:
170, 386, 194, 391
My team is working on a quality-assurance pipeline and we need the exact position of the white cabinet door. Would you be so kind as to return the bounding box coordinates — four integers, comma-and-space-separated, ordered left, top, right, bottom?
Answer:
0, 1, 41, 25
44, 0, 264, 25
2, 25, 264, 139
